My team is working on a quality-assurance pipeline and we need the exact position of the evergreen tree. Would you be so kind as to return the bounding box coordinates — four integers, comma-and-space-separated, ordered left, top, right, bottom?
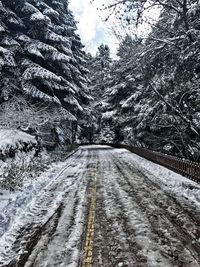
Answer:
0, 0, 91, 147
19, 0, 90, 113
94, 2, 200, 160
87, 44, 112, 142
88, 44, 112, 100
98, 36, 144, 144
0, 0, 22, 104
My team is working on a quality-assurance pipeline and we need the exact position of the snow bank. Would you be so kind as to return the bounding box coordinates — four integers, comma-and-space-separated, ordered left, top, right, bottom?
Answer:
0, 129, 38, 164
0, 129, 39, 191
0, 129, 36, 150
0, 149, 77, 237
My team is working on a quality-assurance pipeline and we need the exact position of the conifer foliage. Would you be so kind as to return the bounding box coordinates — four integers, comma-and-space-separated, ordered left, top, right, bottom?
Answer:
87, 44, 112, 142
88, 44, 112, 101
0, 0, 90, 147
94, 0, 200, 161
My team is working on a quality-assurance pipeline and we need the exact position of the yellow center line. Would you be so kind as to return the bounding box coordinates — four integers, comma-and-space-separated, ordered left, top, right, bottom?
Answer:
82, 183, 97, 267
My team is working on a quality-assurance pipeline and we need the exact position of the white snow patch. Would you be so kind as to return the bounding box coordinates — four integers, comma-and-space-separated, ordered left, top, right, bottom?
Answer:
116, 149, 200, 209
0, 150, 77, 237
102, 110, 117, 120
0, 129, 36, 150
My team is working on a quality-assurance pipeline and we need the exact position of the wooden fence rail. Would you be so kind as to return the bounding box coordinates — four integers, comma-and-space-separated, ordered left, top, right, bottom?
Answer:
102, 143, 200, 183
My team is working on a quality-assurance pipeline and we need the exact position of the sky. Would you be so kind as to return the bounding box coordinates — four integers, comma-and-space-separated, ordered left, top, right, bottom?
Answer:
69, 0, 119, 57
69, 0, 160, 58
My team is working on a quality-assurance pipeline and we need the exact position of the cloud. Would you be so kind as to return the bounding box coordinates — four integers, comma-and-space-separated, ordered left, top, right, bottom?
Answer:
69, 0, 119, 57
69, 0, 160, 58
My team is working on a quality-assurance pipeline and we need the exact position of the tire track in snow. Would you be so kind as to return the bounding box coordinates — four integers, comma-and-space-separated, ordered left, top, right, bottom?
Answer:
82, 154, 98, 267
93, 149, 170, 267
109, 150, 200, 266
0, 148, 89, 266
28, 149, 100, 267
1, 145, 199, 267
116, 150, 200, 223
0, 150, 81, 238
93, 147, 200, 267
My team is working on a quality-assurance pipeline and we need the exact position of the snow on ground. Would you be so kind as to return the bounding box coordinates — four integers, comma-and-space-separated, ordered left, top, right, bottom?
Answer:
0, 145, 199, 266
0, 129, 36, 151
92, 146, 200, 266
0, 129, 38, 186
116, 148, 200, 209
0, 148, 87, 266
0, 129, 40, 220
0, 150, 77, 237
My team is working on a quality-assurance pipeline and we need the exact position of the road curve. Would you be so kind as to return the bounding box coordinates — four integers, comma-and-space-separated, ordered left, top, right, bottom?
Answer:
0, 145, 199, 267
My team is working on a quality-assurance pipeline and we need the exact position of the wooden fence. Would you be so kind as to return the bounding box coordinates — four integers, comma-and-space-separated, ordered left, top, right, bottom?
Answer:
103, 143, 200, 183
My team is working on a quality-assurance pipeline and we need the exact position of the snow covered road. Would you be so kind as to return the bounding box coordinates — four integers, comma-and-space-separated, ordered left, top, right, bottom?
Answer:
0, 145, 200, 267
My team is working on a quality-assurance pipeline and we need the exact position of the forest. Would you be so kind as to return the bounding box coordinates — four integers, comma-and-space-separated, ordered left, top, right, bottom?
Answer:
0, 0, 200, 162
0, 2, 200, 266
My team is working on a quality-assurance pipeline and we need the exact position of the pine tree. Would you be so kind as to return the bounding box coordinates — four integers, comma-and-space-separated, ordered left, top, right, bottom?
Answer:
97, 36, 144, 144
88, 44, 112, 100
87, 44, 112, 142
0, 0, 22, 104
0, 0, 91, 147
93, 3, 200, 160
18, 0, 90, 113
